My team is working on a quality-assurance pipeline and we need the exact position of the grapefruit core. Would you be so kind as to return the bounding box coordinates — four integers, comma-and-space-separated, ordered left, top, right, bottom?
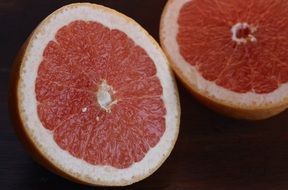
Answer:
160, 0, 288, 119
12, 3, 180, 186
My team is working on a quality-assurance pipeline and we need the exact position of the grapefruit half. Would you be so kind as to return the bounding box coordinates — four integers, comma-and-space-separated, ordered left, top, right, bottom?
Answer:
160, 0, 288, 120
11, 3, 180, 186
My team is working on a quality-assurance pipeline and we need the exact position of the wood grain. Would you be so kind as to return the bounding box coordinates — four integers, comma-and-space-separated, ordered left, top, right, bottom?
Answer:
1, 0, 288, 189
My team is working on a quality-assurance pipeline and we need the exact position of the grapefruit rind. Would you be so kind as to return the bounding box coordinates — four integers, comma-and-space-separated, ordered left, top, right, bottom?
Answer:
160, 0, 288, 119
15, 3, 180, 186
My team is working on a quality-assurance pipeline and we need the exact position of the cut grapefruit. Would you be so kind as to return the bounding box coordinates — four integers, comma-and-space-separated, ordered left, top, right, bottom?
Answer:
11, 3, 180, 186
160, 0, 288, 120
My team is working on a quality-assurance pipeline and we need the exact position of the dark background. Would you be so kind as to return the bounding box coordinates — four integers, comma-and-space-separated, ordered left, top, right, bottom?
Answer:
1, 0, 288, 189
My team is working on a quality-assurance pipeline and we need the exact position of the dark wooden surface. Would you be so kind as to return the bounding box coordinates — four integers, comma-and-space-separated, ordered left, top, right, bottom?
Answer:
2, 0, 288, 189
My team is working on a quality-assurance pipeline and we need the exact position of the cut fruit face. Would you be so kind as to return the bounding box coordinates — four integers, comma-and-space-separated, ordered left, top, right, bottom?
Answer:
160, 0, 288, 119
36, 20, 167, 169
16, 3, 179, 186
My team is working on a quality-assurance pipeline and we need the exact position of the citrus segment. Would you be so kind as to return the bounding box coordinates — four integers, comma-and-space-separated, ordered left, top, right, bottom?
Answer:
116, 76, 163, 99
37, 87, 94, 130
107, 45, 157, 89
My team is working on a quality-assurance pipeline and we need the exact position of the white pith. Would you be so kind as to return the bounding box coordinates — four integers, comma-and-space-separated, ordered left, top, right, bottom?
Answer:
161, 0, 288, 108
231, 22, 257, 44
18, 3, 179, 186
96, 80, 115, 112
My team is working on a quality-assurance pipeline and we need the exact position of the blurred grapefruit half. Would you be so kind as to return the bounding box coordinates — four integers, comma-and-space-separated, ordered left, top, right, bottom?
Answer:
11, 3, 180, 186
160, 0, 288, 119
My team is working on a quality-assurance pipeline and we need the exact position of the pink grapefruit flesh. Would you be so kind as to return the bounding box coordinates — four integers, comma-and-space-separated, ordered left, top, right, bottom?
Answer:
177, 0, 288, 94
35, 21, 166, 169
